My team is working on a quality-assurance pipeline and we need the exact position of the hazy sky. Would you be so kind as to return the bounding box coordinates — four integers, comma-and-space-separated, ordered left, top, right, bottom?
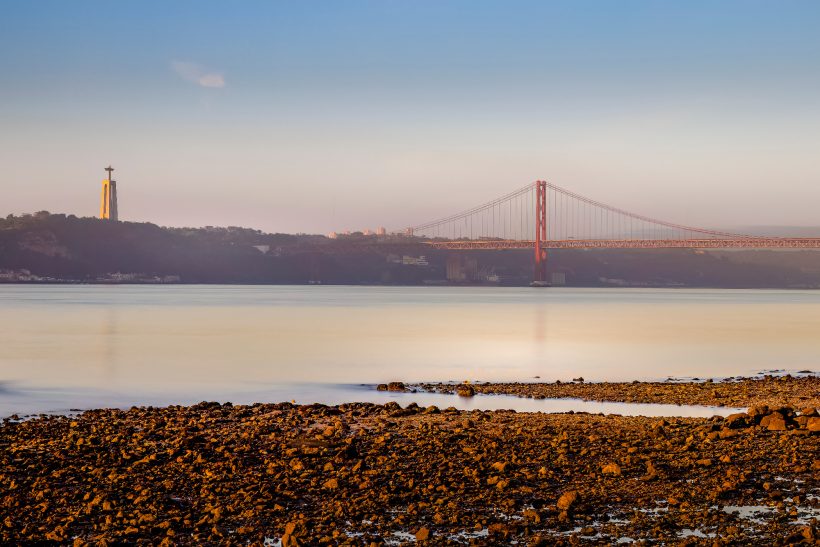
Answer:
2, 1, 819, 233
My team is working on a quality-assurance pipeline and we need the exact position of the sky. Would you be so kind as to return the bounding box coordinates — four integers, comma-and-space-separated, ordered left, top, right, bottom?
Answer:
1, 1, 820, 234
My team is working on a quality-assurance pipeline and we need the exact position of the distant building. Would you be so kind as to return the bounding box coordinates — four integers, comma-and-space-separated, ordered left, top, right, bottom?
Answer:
253, 245, 270, 254
100, 165, 118, 221
376, 226, 386, 236
363, 228, 373, 236
109, 272, 138, 282
401, 255, 429, 266
327, 232, 338, 239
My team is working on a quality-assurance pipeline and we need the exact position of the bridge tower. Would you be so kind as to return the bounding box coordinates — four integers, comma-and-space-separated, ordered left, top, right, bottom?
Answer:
533, 180, 548, 284
100, 165, 118, 221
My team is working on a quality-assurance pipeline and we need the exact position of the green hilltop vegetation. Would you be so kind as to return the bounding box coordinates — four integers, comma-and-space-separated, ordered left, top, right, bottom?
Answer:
0, 212, 308, 283
0, 212, 431, 284
3, 212, 820, 287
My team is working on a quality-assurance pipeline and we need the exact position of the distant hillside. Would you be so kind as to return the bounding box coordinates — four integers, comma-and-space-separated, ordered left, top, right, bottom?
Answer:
2, 212, 820, 287
0, 212, 438, 284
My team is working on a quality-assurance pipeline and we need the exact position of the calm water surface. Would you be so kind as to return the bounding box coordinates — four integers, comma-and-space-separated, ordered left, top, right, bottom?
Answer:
1, 285, 817, 417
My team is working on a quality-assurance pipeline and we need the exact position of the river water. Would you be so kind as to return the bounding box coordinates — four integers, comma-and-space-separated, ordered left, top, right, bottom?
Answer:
1, 285, 818, 417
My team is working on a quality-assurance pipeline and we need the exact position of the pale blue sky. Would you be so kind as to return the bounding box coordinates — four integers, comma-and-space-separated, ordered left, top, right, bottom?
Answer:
1, 1, 819, 232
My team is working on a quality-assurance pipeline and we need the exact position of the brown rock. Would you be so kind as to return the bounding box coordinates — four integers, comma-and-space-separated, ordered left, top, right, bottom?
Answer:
761, 413, 787, 431
724, 413, 748, 428
415, 527, 431, 541
601, 463, 622, 476
718, 428, 738, 439
456, 384, 475, 397
282, 536, 302, 547
557, 490, 579, 511
748, 405, 769, 419
807, 417, 820, 432
491, 461, 508, 473
487, 523, 510, 536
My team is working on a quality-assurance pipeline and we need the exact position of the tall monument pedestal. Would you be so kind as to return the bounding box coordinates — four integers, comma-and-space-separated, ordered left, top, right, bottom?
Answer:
100, 165, 118, 221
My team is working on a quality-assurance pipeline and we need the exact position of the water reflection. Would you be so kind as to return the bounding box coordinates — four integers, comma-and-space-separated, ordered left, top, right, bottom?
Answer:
1, 285, 819, 416
97, 306, 118, 382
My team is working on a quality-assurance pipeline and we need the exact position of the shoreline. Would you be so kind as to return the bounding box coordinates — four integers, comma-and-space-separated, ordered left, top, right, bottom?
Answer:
6, 282, 820, 290
2, 377, 819, 545
414, 374, 820, 410
7, 374, 813, 422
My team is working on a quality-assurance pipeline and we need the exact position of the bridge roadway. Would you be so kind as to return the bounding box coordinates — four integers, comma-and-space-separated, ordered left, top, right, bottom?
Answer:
427, 238, 820, 250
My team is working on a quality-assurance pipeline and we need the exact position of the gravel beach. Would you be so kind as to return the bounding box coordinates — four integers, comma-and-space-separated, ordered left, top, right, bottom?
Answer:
1, 377, 818, 545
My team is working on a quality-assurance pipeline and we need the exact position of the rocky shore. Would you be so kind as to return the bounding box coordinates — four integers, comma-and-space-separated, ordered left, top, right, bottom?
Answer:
415, 374, 820, 409
1, 380, 819, 545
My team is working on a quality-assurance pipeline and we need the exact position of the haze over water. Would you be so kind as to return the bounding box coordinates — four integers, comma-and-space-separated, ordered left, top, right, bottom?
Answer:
0, 285, 817, 417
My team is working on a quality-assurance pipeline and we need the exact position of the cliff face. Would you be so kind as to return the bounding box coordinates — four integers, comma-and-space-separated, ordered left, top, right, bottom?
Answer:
2, 213, 820, 287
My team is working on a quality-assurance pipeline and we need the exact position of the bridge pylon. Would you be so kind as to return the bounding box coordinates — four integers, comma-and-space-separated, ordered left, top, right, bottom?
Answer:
533, 180, 548, 285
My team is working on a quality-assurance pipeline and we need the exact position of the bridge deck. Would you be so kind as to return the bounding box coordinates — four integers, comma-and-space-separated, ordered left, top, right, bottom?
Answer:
427, 238, 820, 250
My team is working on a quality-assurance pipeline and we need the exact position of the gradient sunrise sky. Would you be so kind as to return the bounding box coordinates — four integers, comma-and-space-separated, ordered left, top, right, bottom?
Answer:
1, 1, 819, 233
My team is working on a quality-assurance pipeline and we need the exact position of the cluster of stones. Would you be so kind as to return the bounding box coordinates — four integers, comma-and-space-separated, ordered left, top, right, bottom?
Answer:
1, 394, 818, 545
380, 381, 477, 398
417, 374, 820, 409
722, 406, 820, 433
376, 382, 413, 392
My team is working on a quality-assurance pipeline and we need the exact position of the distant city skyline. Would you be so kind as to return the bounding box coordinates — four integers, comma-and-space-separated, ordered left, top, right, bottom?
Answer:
2, 1, 820, 233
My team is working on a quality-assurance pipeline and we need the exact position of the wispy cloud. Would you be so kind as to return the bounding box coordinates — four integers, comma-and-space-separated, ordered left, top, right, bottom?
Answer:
171, 61, 226, 88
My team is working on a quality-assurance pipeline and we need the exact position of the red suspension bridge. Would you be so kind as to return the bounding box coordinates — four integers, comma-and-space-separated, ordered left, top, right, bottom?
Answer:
405, 180, 820, 284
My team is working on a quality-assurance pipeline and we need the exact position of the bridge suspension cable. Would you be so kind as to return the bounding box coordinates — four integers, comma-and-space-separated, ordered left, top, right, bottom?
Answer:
406, 180, 755, 243
400, 179, 820, 283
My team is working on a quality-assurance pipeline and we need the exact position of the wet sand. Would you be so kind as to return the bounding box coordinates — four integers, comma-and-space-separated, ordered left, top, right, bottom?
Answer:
1, 378, 818, 546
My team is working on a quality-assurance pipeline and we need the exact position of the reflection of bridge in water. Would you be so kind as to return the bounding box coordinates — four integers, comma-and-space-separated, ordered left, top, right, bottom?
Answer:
406, 181, 820, 284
